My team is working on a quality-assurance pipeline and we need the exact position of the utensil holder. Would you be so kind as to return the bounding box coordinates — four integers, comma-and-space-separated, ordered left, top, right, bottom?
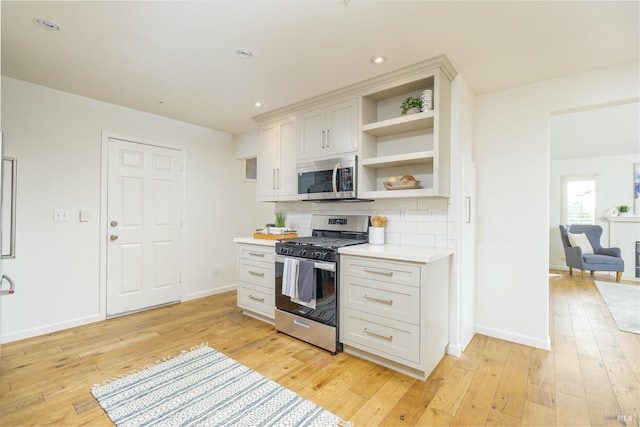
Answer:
369, 227, 385, 245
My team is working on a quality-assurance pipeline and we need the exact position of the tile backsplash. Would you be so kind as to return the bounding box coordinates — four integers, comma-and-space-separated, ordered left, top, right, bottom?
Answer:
275, 197, 452, 248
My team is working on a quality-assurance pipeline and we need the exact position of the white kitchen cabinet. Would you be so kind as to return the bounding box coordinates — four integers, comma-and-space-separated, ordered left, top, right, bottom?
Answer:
298, 98, 358, 161
358, 60, 453, 199
257, 117, 297, 201
236, 242, 275, 322
340, 254, 450, 380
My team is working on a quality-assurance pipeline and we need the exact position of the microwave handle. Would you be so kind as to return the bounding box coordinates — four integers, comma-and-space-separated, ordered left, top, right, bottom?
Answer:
332, 161, 340, 195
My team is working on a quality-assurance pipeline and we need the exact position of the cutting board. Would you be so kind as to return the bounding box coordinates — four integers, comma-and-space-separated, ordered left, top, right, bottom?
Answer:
253, 232, 298, 240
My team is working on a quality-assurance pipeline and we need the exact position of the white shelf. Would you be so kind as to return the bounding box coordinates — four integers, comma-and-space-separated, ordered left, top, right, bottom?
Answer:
359, 188, 440, 199
362, 111, 435, 137
361, 151, 434, 168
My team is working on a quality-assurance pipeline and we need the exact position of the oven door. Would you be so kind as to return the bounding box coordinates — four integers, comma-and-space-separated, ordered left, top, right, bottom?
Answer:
275, 254, 337, 326
297, 156, 356, 201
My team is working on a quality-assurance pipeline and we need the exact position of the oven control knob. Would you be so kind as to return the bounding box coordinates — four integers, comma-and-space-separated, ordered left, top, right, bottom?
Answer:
322, 252, 328, 260
311, 251, 319, 258
300, 249, 306, 256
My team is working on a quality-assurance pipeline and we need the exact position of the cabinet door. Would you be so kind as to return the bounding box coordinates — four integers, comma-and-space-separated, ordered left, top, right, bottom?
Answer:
298, 108, 326, 161
326, 99, 358, 157
257, 123, 277, 201
276, 118, 297, 198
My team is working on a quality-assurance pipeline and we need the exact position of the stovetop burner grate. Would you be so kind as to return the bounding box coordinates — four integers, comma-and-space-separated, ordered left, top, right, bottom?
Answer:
280, 236, 366, 249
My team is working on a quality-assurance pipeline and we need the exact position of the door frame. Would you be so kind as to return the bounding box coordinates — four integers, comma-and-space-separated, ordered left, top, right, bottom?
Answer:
99, 131, 186, 320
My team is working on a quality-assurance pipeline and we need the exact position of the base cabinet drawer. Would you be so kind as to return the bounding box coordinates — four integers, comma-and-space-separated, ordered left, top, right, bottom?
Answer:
239, 260, 274, 289
341, 308, 420, 365
342, 276, 420, 324
237, 283, 275, 319
341, 256, 420, 287
239, 245, 275, 263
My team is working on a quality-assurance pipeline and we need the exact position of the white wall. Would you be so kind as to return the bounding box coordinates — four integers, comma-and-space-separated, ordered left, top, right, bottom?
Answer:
0, 77, 271, 343
233, 129, 259, 160
549, 153, 640, 273
474, 61, 639, 349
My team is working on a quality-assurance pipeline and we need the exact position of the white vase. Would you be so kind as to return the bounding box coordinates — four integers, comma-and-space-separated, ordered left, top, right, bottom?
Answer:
405, 107, 420, 115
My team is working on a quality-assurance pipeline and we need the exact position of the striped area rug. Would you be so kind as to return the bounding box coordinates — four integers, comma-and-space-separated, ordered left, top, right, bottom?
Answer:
92, 345, 346, 427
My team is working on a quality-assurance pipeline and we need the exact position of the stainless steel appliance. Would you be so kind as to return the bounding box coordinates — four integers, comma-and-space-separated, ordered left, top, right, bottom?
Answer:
297, 156, 357, 201
275, 214, 369, 354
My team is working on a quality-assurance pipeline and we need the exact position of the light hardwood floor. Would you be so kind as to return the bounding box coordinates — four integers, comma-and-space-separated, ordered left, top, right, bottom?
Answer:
1, 271, 638, 426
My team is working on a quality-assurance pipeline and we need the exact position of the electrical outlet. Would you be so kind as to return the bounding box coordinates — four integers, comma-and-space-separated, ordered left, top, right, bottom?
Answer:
213, 265, 220, 275
53, 209, 70, 222
400, 209, 408, 220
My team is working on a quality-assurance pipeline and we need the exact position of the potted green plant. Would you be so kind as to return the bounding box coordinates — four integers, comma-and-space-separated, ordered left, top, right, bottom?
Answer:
400, 96, 423, 115
618, 205, 631, 216
274, 211, 287, 228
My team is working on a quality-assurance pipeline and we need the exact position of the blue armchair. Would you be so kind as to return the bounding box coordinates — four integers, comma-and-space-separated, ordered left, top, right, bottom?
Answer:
559, 224, 624, 282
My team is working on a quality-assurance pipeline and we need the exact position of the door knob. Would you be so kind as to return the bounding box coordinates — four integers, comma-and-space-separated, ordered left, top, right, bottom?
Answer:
110, 220, 118, 227
110, 234, 119, 241
0, 275, 15, 296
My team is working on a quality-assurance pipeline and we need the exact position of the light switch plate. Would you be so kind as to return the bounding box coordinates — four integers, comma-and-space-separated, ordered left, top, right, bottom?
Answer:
79, 209, 91, 222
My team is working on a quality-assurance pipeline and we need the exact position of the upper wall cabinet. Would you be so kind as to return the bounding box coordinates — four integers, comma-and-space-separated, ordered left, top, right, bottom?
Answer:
256, 117, 298, 201
358, 66, 452, 199
253, 55, 456, 200
298, 98, 358, 161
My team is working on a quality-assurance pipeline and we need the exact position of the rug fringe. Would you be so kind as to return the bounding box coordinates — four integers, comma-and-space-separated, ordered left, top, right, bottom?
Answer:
92, 342, 210, 389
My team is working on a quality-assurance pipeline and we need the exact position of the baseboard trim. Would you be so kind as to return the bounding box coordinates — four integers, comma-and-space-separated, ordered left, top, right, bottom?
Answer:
475, 325, 551, 350
447, 342, 462, 357
1, 314, 101, 344
182, 284, 237, 302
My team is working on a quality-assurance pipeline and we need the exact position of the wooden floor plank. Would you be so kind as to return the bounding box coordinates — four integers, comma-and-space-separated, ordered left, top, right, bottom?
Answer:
1, 275, 639, 426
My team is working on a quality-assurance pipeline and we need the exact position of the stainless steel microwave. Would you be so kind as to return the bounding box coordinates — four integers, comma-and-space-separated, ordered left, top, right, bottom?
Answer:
297, 156, 357, 201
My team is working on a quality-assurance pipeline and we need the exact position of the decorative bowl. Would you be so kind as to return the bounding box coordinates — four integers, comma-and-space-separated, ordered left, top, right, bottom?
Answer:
384, 180, 421, 190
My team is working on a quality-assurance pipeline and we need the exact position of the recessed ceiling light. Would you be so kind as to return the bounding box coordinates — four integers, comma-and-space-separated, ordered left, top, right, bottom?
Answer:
237, 48, 253, 59
370, 56, 386, 65
254, 102, 263, 107
34, 18, 61, 31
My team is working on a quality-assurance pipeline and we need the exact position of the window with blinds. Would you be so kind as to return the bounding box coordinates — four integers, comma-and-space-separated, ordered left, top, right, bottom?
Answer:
562, 174, 597, 224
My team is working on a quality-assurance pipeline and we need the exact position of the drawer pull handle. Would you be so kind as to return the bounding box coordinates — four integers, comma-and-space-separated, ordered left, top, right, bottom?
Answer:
363, 268, 393, 277
248, 252, 265, 257
363, 294, 393, 305
248, 294, 265, 302
248, 271, 265, 277
364, 328, 393, 341
294, 320, 311, 329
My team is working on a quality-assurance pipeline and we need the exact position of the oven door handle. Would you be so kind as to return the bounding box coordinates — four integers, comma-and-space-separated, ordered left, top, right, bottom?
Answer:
275, 255, 336, 272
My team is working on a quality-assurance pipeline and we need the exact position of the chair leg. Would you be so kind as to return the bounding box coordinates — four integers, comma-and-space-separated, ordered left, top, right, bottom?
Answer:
580, 270, 586, 280
590, 271, 595, 276
569, 267, 573, 276
616, 272, 622, 282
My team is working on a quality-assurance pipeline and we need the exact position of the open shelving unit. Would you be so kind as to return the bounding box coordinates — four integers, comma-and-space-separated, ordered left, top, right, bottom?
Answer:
358, 66, 451, 199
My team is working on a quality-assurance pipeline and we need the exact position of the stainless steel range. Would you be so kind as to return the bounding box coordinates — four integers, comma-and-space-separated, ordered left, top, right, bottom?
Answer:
274, 214, 369, 354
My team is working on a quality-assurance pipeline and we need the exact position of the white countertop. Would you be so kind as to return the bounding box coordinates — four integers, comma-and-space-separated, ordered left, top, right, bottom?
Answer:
233, 237, 453, 263
338, 243, 453, 263
233, 237, 277, 246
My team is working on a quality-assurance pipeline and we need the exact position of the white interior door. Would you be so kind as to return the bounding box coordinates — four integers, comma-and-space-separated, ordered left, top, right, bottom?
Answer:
106, 138, 183, 316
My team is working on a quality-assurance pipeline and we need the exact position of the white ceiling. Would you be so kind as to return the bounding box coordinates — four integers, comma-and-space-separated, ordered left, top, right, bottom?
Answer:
2, 1, 638, 135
